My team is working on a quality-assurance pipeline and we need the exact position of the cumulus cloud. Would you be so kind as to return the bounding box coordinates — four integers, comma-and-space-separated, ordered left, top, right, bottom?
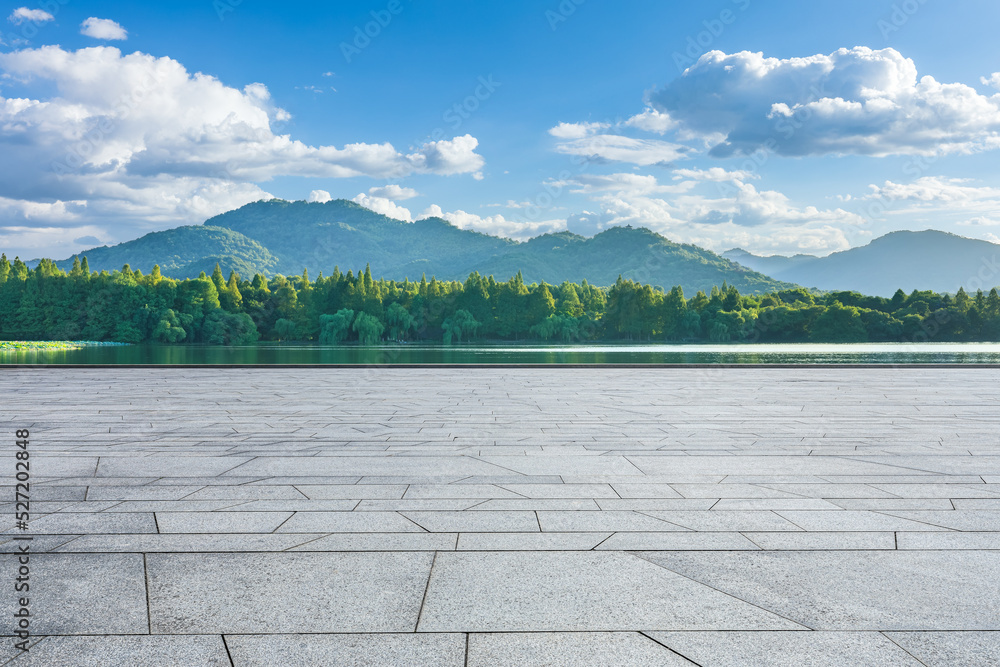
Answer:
307, 190, 332, 203
0, 46, 485, 257
8, 7, 53, 24
648, 47, 1000, 157
861, 177, 1000, 204
418, 205, 565, 240
561, 172, 863, 255
982, 73, 1000, 91
548, 121, 609, 139
623, 108, 675, 134
367, 184, 419, 200
80, 17, 128, 40
352, 194, 413, 222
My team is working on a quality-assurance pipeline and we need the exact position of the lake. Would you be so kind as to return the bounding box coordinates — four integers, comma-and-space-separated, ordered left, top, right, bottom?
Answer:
2, 342, 1000, 365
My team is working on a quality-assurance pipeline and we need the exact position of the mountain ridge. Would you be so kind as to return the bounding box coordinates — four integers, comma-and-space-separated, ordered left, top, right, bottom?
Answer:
51, 199, 793, 295
724, 230, 1000, 296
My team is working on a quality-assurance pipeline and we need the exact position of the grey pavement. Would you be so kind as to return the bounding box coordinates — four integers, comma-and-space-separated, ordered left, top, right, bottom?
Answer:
2, 367, 1000, 665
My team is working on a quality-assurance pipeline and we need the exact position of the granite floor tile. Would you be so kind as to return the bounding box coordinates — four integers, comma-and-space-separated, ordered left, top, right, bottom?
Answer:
147, 552, 434, 633
226, 633, 466, 667
417, 551, 805, 632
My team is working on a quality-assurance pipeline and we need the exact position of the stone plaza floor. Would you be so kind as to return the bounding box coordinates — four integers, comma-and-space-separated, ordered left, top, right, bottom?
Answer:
2, 366, 1000, 665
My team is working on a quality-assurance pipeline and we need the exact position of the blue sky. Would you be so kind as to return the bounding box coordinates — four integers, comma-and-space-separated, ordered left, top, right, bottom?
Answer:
2, 0, 1000, 260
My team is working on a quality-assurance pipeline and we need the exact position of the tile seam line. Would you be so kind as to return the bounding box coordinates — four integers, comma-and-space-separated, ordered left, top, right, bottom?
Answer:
638, 631, 704, 666
625, 550, 814, 631
414, 551, 439, 633
880, 631, 931, 667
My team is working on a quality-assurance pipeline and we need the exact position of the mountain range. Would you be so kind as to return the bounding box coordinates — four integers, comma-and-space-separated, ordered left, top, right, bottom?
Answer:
723, 230, 1000, 296
53, 199, 791, 295
47, 200, 1000, 297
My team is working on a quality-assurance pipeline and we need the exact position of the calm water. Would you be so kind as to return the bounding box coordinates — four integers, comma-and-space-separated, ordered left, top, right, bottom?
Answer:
2, 343, 1000, 365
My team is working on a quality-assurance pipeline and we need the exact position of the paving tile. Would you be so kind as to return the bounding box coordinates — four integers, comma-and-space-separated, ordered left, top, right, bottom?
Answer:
467, 632, 694, 666
288, 532, 458, 551
10, 635, 231, 666
742, 531, 896, 551
0, 554, 147, 634
227, 633, 466, 667
457, 532, 611, 551
97, 457, 251, 477
598, 532, 760, 551
649, 631, 921, 666
644, 510, 803, 532
402, 511, 540, 533
537, 511, 686, 532
879, 510, 1000, 531
3, 512, 156, 535
417, 551, 805, 632
896, 532, 1000, 550
884, 631, 1000, 666
640, 551, 1000, 630
773, 510, 952, 532
275, 511, 424, 533
155, 511, 293, 534
148, 552, 433, 633
55, 533, 324, 552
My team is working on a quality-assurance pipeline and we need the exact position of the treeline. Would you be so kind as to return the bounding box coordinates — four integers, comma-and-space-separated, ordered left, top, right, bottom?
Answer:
2, 254, 1000, 345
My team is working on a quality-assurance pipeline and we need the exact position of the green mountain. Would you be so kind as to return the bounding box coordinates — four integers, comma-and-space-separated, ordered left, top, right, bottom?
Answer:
54, 225, 280, 278
724, 230, 1000, 296
56, 198, 792, 294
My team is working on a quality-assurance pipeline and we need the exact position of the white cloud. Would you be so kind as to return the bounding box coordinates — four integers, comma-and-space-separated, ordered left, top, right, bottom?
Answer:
552, 134, 689, 166
8, 7, 53, 24
960, 216, 1000, 227
80, 17, 128, 40
307, 190, 332, 203
623, 108, 676, 134
561, 173, 863, 255
862, 177, 1000, 204
352, 193, 413, 221
548, 121, 609, 139
368, 184, 419, 200
558, 172, 694, 196
647, 47, 1000, 157
982, 73, 1000, 91
0, 46, 485, 256
671, 167, 759, 182
418, 205, 565, 240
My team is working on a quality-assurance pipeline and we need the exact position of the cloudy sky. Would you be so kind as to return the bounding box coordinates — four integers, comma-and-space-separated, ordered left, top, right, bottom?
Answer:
2, 0, 1000, 261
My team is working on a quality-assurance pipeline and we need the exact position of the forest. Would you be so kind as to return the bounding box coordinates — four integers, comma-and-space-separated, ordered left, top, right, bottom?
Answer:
2, 254, 999, 345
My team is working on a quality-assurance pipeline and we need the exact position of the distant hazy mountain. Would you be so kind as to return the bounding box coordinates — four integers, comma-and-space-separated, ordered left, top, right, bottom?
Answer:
724, 230, 1000, 296
722, 248, 819, 277
55, 199, 792, 294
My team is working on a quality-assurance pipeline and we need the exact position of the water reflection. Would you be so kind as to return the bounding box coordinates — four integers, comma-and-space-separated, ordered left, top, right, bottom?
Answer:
2, 342, 1000, 365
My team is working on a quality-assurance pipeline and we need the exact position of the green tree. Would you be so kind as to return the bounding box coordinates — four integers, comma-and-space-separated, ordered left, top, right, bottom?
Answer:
319, 309, 356, 344
442, 309, 479, 344
353, 312, 384, 345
